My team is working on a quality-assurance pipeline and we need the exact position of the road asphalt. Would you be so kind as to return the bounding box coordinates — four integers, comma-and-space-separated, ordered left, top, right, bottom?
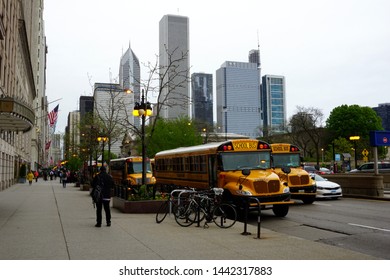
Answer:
0, 179, 382, 260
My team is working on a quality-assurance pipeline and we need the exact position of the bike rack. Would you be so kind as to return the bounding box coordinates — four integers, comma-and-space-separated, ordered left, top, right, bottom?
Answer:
241, 197, 261, 239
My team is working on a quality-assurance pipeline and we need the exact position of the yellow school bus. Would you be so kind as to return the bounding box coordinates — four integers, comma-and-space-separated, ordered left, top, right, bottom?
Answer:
154, 139, 292, 217
270, 143, 317, 204
109, 157, 156, 199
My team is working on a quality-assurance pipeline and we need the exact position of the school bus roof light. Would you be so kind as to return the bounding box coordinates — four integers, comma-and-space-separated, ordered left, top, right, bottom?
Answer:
223, 145, 233, 151
259, 143, 269, 149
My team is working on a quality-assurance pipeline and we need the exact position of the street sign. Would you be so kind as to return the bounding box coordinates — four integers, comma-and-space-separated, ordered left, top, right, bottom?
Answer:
369, 131, 390, 146
362, 149, 369, 157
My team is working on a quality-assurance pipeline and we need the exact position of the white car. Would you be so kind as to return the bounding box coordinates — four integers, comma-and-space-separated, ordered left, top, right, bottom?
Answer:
312, 174, 342, 199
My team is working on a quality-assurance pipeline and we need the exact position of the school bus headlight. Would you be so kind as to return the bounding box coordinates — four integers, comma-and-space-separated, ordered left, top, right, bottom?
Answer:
283, 187, 290, 193
236, 190, 252, 196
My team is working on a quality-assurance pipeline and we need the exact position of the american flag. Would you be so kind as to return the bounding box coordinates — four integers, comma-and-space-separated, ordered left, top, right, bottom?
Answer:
45, 140, 51, 150
48, 104, 59, 127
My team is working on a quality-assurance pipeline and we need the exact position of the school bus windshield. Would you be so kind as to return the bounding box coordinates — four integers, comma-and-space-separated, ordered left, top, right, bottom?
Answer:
221, 151, 270, 171
272, 154, 301, 168
127, 162, 152, 174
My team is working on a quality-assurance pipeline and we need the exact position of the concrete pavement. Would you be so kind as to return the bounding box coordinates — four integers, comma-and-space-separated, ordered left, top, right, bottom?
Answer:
0, 179, 380, 260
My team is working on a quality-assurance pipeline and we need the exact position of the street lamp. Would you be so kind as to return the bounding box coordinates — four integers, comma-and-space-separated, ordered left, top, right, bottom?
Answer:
133, 89, 152, 186
349, 136, 360, 169
97, 135, 108, 168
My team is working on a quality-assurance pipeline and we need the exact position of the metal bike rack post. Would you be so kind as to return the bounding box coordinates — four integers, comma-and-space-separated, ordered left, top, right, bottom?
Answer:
241, 197, 261, 239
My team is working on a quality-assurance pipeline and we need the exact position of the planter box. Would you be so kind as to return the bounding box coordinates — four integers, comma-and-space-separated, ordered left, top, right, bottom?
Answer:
113, 197, 164, 213
80, 184, 91, 191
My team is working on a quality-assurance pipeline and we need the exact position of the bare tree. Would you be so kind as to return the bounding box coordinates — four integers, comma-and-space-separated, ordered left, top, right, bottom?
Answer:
124, 47, 191, 151
289, 106, 325, 167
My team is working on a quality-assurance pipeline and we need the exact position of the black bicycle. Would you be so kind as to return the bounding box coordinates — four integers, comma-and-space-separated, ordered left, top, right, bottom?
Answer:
175, 188, 237, 228
155, 189, 195, 223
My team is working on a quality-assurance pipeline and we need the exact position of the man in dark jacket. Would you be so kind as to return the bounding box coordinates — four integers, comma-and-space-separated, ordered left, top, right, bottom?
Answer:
92, 166, 114, 227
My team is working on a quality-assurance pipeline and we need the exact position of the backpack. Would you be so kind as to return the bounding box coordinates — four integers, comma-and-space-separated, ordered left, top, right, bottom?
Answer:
91, 176, 103, 204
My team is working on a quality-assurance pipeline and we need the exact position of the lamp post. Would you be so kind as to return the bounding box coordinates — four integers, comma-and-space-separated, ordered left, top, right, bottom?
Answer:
349, 136, 360, 169
97, 135, 108, 169
133, 89, 152, 186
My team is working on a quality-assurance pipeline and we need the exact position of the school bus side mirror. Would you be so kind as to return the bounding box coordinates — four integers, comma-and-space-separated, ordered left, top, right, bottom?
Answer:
241, 169, 251, 176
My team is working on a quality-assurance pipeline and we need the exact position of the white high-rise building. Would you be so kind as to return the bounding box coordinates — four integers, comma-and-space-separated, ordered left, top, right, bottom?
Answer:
159, 14, 190, 119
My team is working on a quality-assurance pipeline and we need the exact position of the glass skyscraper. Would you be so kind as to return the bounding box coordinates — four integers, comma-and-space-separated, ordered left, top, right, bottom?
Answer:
261, 75, 286, 135
216, 61, 262, 138
191, 73, 213, 127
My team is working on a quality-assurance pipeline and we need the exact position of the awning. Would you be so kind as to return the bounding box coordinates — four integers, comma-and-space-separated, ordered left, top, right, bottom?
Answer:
0, 97, 34, 132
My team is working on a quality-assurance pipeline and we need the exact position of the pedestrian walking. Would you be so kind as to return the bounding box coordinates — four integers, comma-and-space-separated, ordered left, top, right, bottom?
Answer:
62, 170, 68, 188
34, 170, 39, 182
91, 166, 114, 227
26, 171, 34, 185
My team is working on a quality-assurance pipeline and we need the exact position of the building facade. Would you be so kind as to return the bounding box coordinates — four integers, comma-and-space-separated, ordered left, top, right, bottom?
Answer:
216, 61, 261, 138
373, 103, 390, 131
0, 0, 47, 190
93, 83, 133, 158
119, 45, 140, 129
261, 75, 287, 136
191, 73, 213, 128
159, 14, 190, 119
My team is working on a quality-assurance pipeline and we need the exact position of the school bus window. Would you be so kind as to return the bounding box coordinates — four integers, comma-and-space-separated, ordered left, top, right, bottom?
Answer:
272, 154, 300, 168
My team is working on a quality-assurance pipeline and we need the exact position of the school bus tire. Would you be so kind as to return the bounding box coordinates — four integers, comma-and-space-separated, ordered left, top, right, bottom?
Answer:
272, 204, 289, 217
301, 196, 315, 204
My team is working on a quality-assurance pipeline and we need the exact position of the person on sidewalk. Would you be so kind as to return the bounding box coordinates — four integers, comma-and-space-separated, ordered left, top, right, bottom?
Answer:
26, 171, 34, 185
91, 166, 114, 227
34, 170, 39, 182
62, 170, 68, 188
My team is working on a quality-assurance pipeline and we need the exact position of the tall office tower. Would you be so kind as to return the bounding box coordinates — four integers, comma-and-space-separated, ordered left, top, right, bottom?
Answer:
191, 73, 213, 128
159, 14, 190, 119
216, 61, 262, 138
119, 45, 140, 128
79, 96, 94, 118
261, 75, 287, 135
94, 83, 133, 157
373, 103, 390, 131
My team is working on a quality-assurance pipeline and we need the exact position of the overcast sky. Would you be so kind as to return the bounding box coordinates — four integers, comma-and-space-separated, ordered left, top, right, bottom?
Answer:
43, 0, 390, 133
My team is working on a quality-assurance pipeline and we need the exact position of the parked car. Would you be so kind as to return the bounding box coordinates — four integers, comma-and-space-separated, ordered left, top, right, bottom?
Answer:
304, 165, 319, 174
350, 162, 390, 173
319, 167, 333, 174
311, 174, 342, 199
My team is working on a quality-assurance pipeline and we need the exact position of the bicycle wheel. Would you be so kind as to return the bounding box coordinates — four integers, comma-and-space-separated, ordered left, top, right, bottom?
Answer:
155, 200, 169, 223
212, 203, 237, 228
174, 202, 198, 227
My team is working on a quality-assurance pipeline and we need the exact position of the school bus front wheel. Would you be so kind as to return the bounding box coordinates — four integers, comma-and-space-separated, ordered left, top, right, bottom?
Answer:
272, 204, 289, 217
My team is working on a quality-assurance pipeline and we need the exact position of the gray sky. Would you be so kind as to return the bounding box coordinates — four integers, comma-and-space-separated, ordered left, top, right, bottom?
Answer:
44, 0, 390, 133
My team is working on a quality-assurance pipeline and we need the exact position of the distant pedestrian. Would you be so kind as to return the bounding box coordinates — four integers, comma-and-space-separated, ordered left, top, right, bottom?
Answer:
91, 166, 114, 227
34, 170, 39, 182
26, 171, 34, 185
62, 170, 68, 188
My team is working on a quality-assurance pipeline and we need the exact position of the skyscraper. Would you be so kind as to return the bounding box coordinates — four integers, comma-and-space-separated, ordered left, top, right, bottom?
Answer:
191, 73, 213, 128
373, 103, 390, 131
119, 45, 140, 128
216, 61, 262, 138
261, 75, 286, 135
93, 83, 133, 157
159, 14, 190, 119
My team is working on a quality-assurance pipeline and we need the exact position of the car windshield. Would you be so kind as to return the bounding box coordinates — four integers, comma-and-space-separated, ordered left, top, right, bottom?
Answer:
314, 174, 326, 181
221, 151, 271, 171
272, 154, 301, 168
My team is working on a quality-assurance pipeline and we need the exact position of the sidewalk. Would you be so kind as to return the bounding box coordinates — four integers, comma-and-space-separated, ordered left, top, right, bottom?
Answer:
0, 179, 379, 260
